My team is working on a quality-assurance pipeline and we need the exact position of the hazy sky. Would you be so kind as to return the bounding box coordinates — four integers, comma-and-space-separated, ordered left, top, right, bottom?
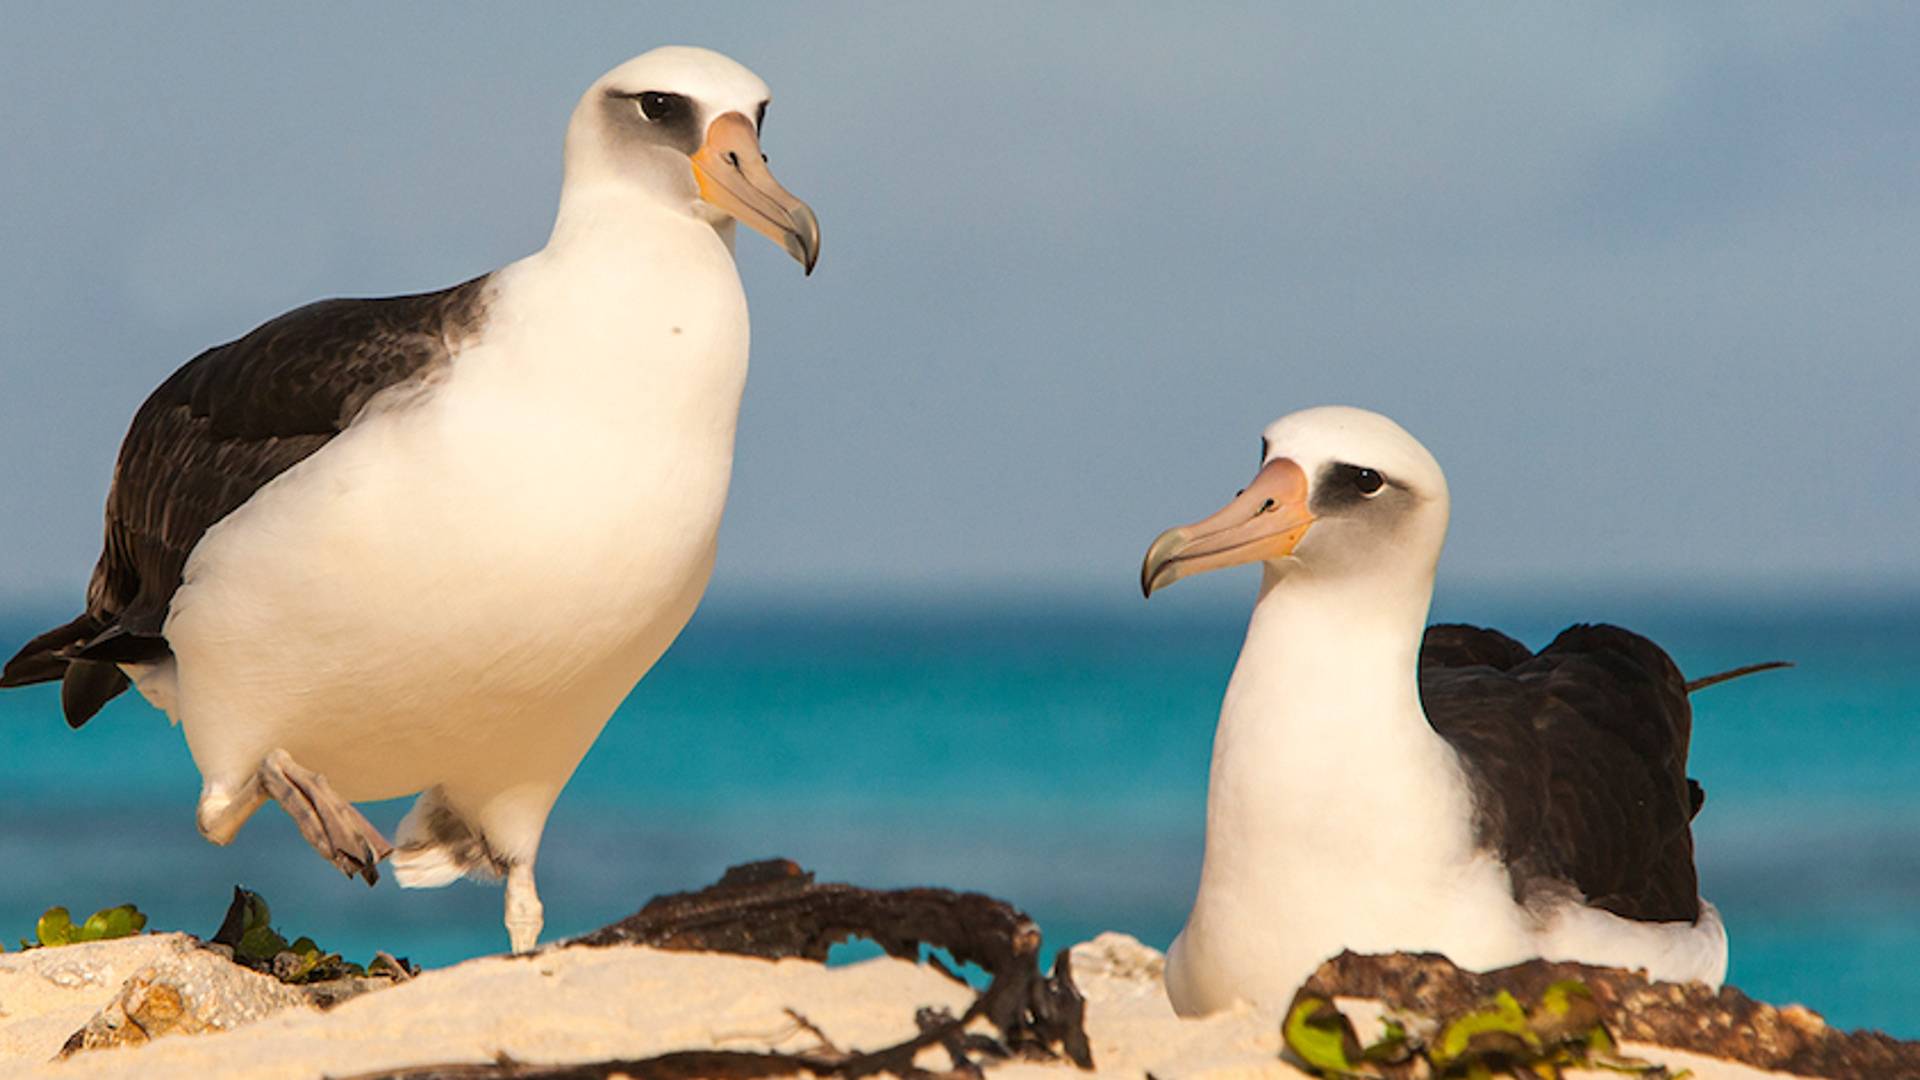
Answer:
2, 3, 1916, 611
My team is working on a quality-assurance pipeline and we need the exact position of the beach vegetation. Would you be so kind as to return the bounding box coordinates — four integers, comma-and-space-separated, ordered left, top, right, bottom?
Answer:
210, 886, 412, 984
11, 903, 148, 951
1282, 979, 1674, 1078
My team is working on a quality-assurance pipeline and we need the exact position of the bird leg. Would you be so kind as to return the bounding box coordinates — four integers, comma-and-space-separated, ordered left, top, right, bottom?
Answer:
256, 749, 394, 885
197, 777, 271, 847
505, 861, 543, 954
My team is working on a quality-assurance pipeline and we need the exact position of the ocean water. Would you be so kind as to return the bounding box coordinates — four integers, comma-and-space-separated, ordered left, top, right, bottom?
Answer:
1, 589, 1917, 1036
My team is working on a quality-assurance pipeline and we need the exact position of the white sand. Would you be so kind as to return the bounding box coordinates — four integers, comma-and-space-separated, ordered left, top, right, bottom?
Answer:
0, 932, 1804, 1079
1, 935, 206, 1062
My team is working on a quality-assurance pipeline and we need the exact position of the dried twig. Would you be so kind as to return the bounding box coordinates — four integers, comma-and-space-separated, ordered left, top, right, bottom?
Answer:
340, 860, 1091, 1080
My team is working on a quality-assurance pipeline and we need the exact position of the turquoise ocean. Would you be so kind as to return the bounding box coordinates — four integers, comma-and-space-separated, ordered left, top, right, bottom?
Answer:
2, 589, 1917, 1035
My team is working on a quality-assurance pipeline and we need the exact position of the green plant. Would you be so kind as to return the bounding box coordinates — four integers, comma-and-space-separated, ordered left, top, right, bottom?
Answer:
210, 887, 407, 984
1283, 981, 1677, 1079
18, 903, 148, 950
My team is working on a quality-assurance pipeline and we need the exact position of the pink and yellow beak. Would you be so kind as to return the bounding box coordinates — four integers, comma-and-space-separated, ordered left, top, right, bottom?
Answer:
1142, 458, 1315, 597
690, 111, 821, 274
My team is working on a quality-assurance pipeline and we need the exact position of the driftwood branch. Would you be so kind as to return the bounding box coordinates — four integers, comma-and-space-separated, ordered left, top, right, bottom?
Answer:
341, 860, 1091, 1080
1297, 950, 1920, 1080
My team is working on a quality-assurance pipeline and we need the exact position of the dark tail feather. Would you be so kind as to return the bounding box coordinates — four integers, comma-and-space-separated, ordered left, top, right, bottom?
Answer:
1686, 660, 1794, 694
1, 613, 101, 688
61, 661, 131, 728
4, 612, 142, 728
74, 624, 172, 665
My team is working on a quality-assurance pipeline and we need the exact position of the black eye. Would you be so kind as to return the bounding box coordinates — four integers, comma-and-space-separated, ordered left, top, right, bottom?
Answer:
755, 101, 769, 131
635, 91, 688, 123
1355, 468, 1385, 496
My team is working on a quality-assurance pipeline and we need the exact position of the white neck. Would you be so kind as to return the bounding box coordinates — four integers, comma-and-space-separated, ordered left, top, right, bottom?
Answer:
1167, 559, 1512, 1013
1205, 562, 1462, 874
546, 172, 737, 255
416, 179, 752, 615
476, 184, 750, 420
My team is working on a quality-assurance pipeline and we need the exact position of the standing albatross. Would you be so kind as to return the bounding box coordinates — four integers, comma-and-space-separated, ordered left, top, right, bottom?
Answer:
1141, 406, 1728, 1016
0, 46, 819, 954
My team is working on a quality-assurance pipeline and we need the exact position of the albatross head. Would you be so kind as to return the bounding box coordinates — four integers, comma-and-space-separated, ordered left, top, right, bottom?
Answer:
565, 46, 821, 273
1142, 406, 1450, 598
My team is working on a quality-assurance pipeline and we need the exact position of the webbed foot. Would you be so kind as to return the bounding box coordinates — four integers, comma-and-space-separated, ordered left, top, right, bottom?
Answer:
258, 749, 394, 885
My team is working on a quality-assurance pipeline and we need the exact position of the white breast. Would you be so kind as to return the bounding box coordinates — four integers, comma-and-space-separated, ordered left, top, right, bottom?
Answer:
149, 201, 750, 810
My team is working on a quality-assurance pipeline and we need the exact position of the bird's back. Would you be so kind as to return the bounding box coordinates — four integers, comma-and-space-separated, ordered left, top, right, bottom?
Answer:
0, 278, 489, 723
1420, 622, 1703, 923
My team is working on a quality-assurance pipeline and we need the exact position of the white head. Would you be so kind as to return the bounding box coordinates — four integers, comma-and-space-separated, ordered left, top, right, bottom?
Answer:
563, 46, 819, 272
1142, 406, 1451, 599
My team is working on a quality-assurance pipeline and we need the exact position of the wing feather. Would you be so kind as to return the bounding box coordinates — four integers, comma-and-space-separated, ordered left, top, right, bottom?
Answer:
1420, 622, 1702, 923
1, 275, 490, 726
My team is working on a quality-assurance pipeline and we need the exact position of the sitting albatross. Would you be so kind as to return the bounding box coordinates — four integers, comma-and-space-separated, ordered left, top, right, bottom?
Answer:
1141, 406, 1730, 1016
0, 46, 819, 954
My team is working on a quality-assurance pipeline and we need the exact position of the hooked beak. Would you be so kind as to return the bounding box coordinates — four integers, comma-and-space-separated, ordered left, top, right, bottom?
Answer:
691, 111, 821, 274
1142, 458, 1315, 598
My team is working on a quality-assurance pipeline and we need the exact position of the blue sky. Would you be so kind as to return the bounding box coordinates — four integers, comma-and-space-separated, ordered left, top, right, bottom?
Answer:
2, 4, 1916, 609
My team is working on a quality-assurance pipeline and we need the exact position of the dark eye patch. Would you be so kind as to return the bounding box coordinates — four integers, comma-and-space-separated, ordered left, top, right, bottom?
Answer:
634, 91, 691, 124
755, 101, 769, 131
1325, 462, 1387, 496
1312, 461, 1395, 515
601, 87, 702, 155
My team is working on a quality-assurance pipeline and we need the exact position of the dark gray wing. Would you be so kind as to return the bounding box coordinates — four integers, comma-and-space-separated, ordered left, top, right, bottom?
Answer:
1, 275, 490, 726
1420, 623, 1534, 671
1419, 622, 1702, 924
1418, 626, 1552, 886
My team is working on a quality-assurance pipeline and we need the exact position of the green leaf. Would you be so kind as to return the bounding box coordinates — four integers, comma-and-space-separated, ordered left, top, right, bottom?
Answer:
77, 904, 147, 942
237, 922, 289, 961
1283, 996, 1363, 1076
275, 948, 320, 981
227, 890, 291, 962
1433, 990, 1541, 1067
241, 891, 273, 934
36, 907, 76, 947
1538, 979, 1586, 1018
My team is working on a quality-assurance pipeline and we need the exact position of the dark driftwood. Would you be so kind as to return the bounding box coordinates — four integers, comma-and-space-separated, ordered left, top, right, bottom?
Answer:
336, 1049, 867, 1080
341, 860, 1091, 1080
1297, 950, 1920, 1080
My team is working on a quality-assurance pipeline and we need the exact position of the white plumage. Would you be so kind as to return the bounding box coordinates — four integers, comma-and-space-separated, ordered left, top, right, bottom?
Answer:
3, 46, 819, 954
1143, 407, 1727, 1015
